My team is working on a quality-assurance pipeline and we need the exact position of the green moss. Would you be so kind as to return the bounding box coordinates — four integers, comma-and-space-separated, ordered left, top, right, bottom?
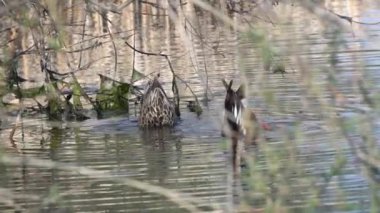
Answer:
96, 74, 130, 112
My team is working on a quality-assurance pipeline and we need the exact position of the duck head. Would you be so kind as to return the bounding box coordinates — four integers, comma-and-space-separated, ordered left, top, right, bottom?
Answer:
222, 79, 245, 133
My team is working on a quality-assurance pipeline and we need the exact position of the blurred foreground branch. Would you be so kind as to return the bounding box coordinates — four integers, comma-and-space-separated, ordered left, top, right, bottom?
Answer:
0, 155, 214, 212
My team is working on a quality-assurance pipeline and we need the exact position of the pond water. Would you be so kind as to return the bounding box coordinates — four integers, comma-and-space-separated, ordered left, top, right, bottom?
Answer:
1, 0, 380, 212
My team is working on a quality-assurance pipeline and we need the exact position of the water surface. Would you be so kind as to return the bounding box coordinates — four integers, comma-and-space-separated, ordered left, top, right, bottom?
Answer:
1, 0, 380, 212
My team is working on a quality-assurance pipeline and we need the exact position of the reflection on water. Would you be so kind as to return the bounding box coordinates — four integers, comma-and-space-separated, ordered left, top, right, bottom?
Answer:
1, 0, 380, 212
140, 127, 181, 183
0, 109, 228, 211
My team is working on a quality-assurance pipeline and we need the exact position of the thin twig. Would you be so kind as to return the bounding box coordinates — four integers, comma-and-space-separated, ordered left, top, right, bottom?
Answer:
77, 11, 87, 71
124, 38, 203, 112
9, 110, 21, 143
325, 8, 380, 26
103, 14, 118, 79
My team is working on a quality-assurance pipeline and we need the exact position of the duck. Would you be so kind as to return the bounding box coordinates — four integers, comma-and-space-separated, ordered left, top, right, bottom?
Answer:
222, 79, 268, 171
138, 74, 177, 128
222, 79, 261, 144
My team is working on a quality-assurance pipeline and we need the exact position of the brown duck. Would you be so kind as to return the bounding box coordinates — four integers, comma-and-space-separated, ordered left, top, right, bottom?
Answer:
222, 79, 270, 170
139, 75, 177, 128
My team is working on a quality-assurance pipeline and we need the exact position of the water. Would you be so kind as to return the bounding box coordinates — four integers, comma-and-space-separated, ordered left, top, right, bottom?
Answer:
1, 0, 380, 212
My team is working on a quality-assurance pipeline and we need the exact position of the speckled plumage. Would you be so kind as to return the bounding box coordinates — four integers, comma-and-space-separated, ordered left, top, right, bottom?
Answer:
138, 76, 176, 128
